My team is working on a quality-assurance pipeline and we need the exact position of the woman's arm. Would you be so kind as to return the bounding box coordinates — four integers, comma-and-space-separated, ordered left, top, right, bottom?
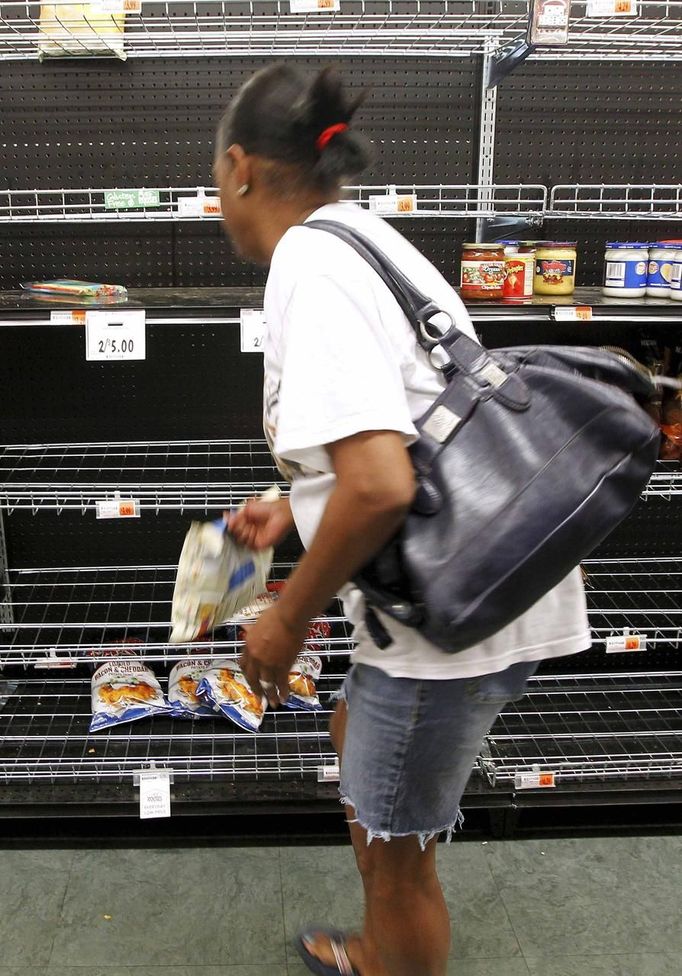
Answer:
239, 429, 416, 705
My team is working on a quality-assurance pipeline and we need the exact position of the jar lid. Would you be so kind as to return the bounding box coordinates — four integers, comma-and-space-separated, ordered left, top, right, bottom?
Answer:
498, 239, 519, 244
655, 241, 682, 247
536, 241, 577, 247
606, 242, 650, 249
462, 243, 502, 249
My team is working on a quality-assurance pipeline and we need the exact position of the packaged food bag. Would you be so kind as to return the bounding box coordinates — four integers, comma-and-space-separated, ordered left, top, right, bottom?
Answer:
170, 486, 280, 644
22, 279, 128, 300
197, 658, 267, 733
90, 656, 171, 732
38, 4, 126, 60
285, 655, 323, 711
168, 658, 215, 719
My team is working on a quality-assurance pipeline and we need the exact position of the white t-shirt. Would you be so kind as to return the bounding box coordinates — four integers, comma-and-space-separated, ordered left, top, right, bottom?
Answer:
263, 202, 592, 679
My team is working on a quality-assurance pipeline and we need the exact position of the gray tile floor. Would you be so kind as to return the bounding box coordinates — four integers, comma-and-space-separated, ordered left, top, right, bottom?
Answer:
0, 834, 680, 976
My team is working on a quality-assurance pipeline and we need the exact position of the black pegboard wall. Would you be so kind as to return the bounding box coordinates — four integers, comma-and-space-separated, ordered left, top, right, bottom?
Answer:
0, 56, 480, 289
495, 60, 682, 285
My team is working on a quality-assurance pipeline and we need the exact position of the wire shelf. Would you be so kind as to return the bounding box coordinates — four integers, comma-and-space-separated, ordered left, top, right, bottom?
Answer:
583, 556, 682, 648
482, 671, 682, 784
2, 442, 677, 514
0, 563, 352, 665
549, 183, 682, 219
0, 0, 680, 61
0, 184, 548, 224
0, 0, 515, 61
0, 674, 344, 782
0, 439, 286, 513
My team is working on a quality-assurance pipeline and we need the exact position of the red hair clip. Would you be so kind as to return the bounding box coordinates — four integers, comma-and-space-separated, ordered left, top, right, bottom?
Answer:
315, 123, 349, 152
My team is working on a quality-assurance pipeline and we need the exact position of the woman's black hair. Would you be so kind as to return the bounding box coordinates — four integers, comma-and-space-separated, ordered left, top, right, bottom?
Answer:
217, 64, 371, 194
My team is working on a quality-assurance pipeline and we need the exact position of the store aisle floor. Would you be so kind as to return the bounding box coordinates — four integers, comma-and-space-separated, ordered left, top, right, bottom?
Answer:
0, 833, 680, 976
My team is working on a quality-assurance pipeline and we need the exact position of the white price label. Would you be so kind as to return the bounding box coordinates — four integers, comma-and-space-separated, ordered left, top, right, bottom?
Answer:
553, 305, 593, 322
290, 0, 340, 11
240, 309, 266, 353
96, 498, 141, 519
177, 196, 222, 218
33, 649, 76, 669
606, 633, 647, 653
515, 770, 556, 790
317, 763, 340, 782
50, 310, 86, 325
92, 0, 142, 12
138, 771, 172, 820
86, 310, 146, 362
369, 193, 418, 216
587, 0, 636, 14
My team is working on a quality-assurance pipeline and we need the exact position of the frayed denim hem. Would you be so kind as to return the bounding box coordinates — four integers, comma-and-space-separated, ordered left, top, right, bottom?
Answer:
339, 793, 464, 852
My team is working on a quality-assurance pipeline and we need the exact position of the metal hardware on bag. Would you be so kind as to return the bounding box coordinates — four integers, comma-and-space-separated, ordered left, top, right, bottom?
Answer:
423, 405, 462, 444
418, 308, 454, 347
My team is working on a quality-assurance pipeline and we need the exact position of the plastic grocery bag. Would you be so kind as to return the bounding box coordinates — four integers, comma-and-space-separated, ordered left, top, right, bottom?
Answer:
169, 486, 280, 644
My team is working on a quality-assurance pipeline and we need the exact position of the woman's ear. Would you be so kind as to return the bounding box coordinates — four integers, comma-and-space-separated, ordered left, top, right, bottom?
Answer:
224, 144, 252, 194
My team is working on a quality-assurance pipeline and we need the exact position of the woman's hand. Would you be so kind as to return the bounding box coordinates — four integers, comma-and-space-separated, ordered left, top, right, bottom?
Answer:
240, 604, 307, 708
226, 497, 294, 551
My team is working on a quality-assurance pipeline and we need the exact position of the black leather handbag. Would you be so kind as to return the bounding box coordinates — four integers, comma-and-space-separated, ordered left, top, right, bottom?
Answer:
307, 219, 662, 654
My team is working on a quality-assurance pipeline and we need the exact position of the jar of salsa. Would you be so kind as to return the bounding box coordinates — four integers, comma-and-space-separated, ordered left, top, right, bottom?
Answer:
460, 244, 506, 300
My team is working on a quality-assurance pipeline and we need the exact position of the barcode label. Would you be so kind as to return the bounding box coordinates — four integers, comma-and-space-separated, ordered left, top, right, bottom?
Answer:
317, 764, 340, 782
605, 261, 626, 284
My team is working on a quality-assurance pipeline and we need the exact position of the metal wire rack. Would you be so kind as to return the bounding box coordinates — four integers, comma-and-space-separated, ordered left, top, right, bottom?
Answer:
481, 671, 682, 785
549, 183, 682, 219
642, 463, 682, 500
2, 441, 677, 515
0, 674, 343, 782
0, 439, 286, 513
0, 184, 548, 224
583, 556, 682, 648
0, 563, 353, 665
0, 0, 680, 61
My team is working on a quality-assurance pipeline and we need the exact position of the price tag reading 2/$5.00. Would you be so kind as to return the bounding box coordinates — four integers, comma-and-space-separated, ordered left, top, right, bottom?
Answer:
240, 309, 266, 353
85, 309, 146, 362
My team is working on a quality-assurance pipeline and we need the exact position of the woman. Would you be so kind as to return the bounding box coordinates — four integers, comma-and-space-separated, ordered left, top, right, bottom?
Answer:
221, 64, 591, 976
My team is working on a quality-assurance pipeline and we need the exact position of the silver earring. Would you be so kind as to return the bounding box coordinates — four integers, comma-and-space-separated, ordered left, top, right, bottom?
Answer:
236, 184, 249, 197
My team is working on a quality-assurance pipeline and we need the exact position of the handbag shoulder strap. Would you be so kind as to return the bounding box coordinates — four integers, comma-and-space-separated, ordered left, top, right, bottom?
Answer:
306, 218, 459, 355
306, 218, 531, 411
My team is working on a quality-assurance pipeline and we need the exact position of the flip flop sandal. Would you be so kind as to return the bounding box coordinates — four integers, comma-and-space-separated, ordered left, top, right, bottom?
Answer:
294, 926, 360, 976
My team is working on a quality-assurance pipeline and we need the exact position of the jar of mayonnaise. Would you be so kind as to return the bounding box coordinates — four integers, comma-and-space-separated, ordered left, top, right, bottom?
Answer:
668, 246, 682, 302
602, 243, 649, 298
647, 244, 678, 298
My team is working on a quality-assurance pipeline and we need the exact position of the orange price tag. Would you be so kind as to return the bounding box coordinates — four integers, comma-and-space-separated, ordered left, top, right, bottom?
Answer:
576, 306, 593, 321
202, 201, 222, 216
539, 773, 556, 787
96, 498, 141, 519
397, 195, 416, 213
123, 0, 142, 11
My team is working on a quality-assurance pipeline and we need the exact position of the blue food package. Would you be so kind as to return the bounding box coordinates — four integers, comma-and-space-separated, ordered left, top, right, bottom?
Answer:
90, 657, 172, 732
283, 654, 323, 711
168, 658, 215, 719
197, 658, 267, 733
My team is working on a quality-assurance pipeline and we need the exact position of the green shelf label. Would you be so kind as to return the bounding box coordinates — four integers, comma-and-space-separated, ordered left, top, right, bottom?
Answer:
104, 189, 161, 210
